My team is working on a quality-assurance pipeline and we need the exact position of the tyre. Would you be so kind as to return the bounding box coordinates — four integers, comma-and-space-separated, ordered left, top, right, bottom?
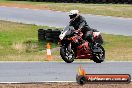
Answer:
53, 29, 61, 33
52, 32, 60, 36
93, 45, 105, 63
45, 33, 52, 38
46, 38, 53, 41
52, 29, 61, 36
45, 29, 52, 38
60, 46, 74, 63
102, 0, 107, 3
45, 29, 61, 41
53, 35, 59, 40
38, 29, 46, 41
46, 34, 59, 41
46, 29, 52, 33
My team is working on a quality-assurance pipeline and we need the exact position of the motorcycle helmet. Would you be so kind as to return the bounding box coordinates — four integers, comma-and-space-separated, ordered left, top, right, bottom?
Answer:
68, 10, 79, 19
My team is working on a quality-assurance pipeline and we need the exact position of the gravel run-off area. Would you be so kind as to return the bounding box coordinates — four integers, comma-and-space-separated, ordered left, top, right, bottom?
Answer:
0, 83, 132, 88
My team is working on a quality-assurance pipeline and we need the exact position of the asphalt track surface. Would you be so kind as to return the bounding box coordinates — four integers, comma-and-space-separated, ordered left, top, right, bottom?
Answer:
0, 62, 132, 83
0, 6, 132, 36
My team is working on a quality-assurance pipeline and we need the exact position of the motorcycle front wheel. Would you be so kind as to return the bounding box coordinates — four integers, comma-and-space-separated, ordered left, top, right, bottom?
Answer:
60, 46, 75, 63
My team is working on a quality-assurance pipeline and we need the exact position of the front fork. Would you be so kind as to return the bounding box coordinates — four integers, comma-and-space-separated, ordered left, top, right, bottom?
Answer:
67, 43, 72, 52
60, 39, 76, 57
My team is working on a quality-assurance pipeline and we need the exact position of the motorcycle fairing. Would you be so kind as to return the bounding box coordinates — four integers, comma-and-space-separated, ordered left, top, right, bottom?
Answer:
76, 42, 93, 59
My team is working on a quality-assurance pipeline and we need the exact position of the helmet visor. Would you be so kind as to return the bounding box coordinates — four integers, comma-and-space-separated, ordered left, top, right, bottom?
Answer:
69, 14, 77, 19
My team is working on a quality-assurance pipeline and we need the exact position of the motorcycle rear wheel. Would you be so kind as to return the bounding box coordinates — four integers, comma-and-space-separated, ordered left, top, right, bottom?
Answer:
93, 45, 105, 63
60, 46, 74, 63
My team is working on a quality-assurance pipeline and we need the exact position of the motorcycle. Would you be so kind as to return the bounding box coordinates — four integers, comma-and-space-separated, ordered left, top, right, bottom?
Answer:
59, 25, 105, 63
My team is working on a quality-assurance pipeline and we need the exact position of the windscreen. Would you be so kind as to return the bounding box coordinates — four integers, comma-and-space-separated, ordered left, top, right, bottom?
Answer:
62, 25, 75, 36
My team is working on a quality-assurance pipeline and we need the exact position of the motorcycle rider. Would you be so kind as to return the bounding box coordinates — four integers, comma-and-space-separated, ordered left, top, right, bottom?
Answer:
68, 10, 97, 52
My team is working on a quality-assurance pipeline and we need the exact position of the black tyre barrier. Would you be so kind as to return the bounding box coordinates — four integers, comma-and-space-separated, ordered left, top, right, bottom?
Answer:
52, 29, 61, 36
50, 29, 61, 42
38, 29, 46, 41
38, 29, 61, 42
53, 35, 60, 39
46, 29, 52, 33
45, 33, 53, 38
46, 37, 53, 41
31, 0, 132, 4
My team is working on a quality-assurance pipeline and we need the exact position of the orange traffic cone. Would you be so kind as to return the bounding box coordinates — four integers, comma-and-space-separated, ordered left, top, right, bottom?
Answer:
46, 43, 52, 61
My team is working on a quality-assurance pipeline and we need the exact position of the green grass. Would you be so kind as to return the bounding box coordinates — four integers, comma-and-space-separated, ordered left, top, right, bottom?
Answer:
45, 3, 132, 18
0, 20, 132, 61
0, 1, 132, 18
0, 20, 59, 61
103, 34, 132, 61
0, 0, 12, 2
